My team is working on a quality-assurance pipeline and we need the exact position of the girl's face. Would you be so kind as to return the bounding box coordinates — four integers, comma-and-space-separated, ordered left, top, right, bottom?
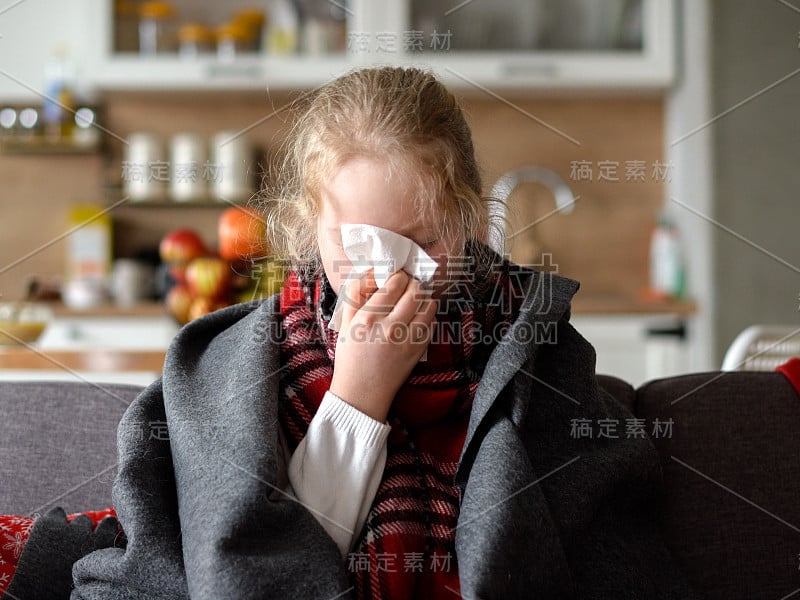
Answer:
317, 157, 457, 298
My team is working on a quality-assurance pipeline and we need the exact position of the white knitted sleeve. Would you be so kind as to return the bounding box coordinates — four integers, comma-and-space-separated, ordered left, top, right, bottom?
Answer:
278, 390, 391, 559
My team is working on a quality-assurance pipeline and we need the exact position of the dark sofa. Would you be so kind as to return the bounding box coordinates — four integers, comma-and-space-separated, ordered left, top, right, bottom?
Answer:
1, 373, 799, 599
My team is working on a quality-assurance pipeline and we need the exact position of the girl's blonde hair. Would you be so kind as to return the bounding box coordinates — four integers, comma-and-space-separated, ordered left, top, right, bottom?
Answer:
264, 66, 500, 279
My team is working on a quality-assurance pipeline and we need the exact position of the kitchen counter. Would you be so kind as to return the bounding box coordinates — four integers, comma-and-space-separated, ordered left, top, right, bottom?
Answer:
2, 304, 172, 385
4, 296, 695, 388
0, 346, 166, 386
571, 296, 696, 316
0, 347, 165, 372
48, 301, 171, 318
44, 296, 697, 319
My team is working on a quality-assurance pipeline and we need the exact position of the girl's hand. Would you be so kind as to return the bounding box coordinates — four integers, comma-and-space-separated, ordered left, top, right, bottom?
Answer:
329, 269, 437, 423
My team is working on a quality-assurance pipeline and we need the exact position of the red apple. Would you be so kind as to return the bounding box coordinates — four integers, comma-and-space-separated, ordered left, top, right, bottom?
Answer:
187, 297, 214, 322
185, 257, 231, 299
218, 207, 268, 261
187, 296, 230, 322
159, 229, 208, 283
165, 284, 193, 325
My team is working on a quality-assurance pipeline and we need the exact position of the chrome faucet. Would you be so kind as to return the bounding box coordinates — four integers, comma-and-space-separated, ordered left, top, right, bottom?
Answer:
488, 165, 576, 256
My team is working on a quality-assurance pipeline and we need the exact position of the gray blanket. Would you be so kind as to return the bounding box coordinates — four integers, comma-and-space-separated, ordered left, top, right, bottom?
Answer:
5, 263, 699, 599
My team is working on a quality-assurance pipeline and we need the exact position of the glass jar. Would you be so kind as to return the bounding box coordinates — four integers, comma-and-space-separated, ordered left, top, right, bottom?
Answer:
232, 9, 266, 51
216, 21, 255, 61
73, 107, 100, 147
139, 1, 177, 55
178, 23, 215, 59
17, 107, 40, 139
0, 107, 18, 139
300, 0, 346, 55
114, 0, 140, 52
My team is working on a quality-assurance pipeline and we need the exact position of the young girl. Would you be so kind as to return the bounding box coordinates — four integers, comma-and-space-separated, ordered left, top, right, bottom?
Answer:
2, 67, 698, 599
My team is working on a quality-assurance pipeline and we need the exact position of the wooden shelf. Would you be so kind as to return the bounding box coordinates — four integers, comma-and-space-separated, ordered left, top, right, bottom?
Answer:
115, 198, 246, 208
0, 138, 102, 155
103, 186, 251, 209
0, 102, 105, 155
0, 346, 166, 372
102, 180, 254, 208
47, 301, 169, 318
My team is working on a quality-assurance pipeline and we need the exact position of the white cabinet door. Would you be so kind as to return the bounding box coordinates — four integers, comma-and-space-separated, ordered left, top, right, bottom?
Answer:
354, 0, 675, 90
570, 314, 689, 387
38, 316, 179, 350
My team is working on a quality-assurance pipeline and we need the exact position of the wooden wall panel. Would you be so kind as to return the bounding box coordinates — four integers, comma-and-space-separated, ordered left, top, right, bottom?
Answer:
462, 95, 665, 298
0, 91, 663, 301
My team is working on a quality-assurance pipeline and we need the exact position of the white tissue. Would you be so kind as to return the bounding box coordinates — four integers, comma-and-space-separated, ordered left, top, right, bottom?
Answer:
329, 224, 438, 344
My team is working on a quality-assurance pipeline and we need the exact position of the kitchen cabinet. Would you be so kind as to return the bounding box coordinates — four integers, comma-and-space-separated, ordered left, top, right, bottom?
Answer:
353, 0, 675, 90
82, 0, 675, 92
0, 312, 178, 386
571, 313, 690, 387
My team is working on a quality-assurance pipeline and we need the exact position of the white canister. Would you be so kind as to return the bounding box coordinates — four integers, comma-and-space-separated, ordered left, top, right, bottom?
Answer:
62, 278, 109, 310
110, 259, 155, 306
210, 130, 254, 202
123, 132, 166, 201
170, 133, 208, 201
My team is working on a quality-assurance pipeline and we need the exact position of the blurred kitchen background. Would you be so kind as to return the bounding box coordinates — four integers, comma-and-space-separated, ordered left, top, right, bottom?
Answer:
0, 0, 797, 386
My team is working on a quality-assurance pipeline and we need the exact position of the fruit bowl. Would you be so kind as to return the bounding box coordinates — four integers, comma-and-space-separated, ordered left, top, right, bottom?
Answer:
0, 302, 53, 346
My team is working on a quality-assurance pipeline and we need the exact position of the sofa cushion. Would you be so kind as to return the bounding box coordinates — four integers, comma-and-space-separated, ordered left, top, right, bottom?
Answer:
636, 371, 800, 600
596, 374, 635, 411
0, 381, 142, 515
0, 374, 633, 515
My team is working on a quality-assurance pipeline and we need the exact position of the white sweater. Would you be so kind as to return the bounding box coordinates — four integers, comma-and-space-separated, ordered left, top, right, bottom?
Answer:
277, 391, 391, 558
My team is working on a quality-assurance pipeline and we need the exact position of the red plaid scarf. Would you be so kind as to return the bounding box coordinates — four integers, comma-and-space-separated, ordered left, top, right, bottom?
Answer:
278, 256, 519, 599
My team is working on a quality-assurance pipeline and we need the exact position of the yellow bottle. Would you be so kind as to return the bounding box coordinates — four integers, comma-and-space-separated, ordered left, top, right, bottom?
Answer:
267, 0, 299, 55
66, 204, 113, 283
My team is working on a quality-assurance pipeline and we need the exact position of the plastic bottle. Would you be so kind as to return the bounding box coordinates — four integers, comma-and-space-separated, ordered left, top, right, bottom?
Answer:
42, 44, 76, 142
649, 213, 685, 298
267, 0, 300, 55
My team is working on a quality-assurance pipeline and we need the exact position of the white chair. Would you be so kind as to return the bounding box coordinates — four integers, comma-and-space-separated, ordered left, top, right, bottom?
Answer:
721, 325, 800, 371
